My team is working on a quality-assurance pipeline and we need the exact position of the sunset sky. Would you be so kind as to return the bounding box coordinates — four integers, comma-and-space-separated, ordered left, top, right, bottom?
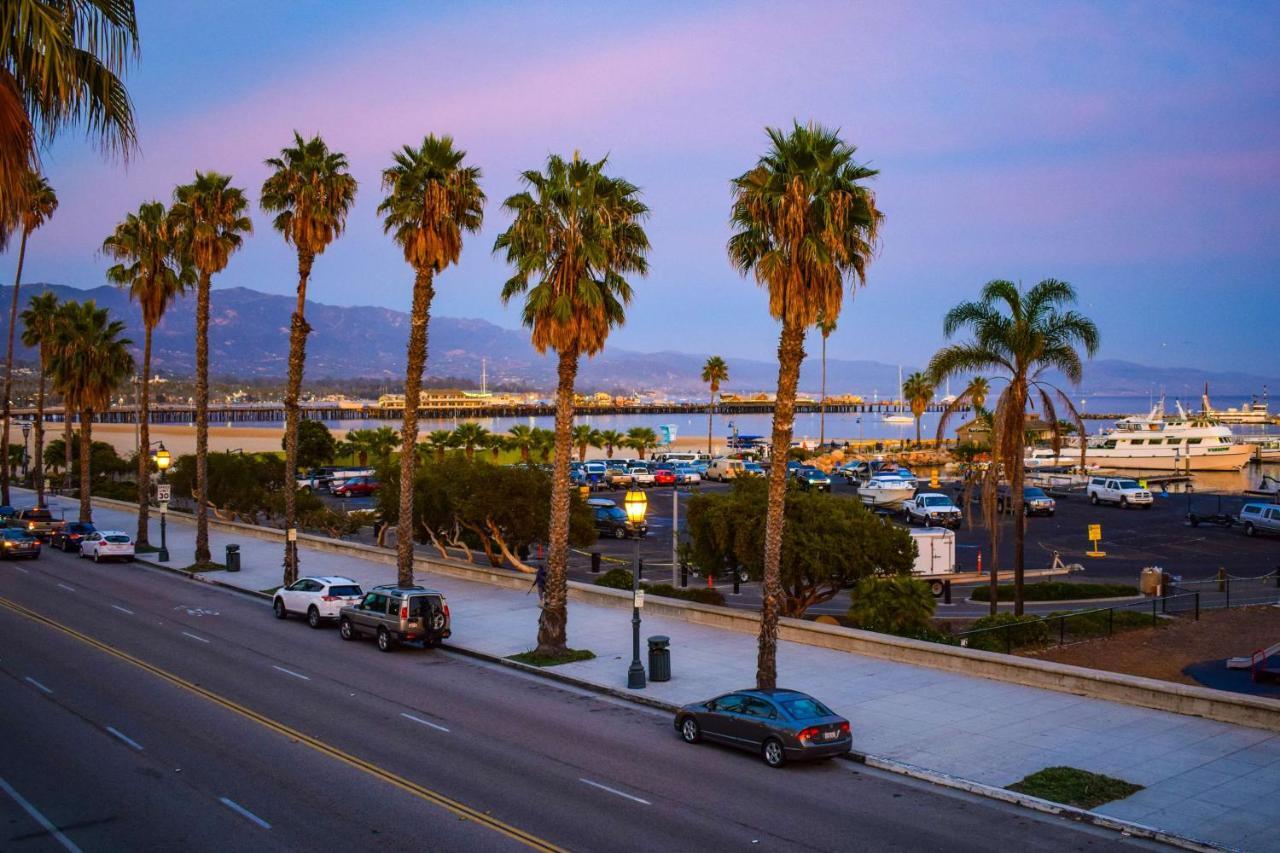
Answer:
23, 1, 1280, 372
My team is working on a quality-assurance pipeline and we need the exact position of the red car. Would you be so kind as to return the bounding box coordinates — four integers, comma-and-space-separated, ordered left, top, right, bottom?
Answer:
653, 467, 676, 486
332, 476, 379, 497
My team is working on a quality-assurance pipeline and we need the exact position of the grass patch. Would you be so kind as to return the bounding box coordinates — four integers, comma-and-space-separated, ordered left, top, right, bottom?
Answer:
135, 544, 160, 554
1007, 766, 1143, 809
261, 585, 281, 596
183, 561, 225, 573
507, 648, 596, 667
971, 581, 1139, 602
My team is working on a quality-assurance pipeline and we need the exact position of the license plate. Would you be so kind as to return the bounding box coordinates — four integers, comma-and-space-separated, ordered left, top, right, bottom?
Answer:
823, 731, 838, 740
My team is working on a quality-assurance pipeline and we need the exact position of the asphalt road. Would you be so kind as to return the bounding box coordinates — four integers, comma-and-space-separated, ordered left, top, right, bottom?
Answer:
0, 548, 1152, 851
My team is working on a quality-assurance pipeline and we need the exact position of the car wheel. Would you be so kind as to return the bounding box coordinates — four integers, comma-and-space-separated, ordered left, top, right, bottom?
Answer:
1244, 523, 1256, 537
1120, 497, 1129, 509
680, 716, 701, 744
339, 617, 355, 640
307, 606, 321, 629
930, 580, 944, 596
1089, 493, 1099, 506
762, 738, 786, 768
376, 627, 395, 652
613, 527, 627, 540
93, 551, 101, 563
273, 598, 288, 619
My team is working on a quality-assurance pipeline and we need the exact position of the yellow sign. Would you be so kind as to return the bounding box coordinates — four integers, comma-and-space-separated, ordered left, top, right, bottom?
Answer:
1088, 524, 1101, 540
1086, 523, 1105, 557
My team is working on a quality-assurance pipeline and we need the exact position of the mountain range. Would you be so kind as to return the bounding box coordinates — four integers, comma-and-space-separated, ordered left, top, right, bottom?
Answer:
2, 283, 1275, 398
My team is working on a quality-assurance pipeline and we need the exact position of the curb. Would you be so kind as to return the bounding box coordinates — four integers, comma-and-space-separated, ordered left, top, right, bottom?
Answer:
132, 557, 273, 601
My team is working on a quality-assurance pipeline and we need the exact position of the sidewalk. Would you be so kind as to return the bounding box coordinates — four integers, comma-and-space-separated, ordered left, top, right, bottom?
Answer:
37, 490, 1280, 851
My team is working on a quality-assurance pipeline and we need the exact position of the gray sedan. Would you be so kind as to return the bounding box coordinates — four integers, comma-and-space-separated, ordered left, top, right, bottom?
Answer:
674, 688, 851, 767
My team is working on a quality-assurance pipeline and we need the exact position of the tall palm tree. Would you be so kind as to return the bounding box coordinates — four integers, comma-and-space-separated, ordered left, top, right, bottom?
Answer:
2, 171, 55, 503
19, 290, 57, 505
701, 356, 728, 455
451, 422, 489, 462
379, 136, 484, 586
727, 122, 882, 689
495, 152, 650, 657
901, 371, 935, 447
597, 428, 624, 460
484, 433, 507, 462
0, 0, 137, 235
817, 315, 836, 447
506, 423, 536, 464
424, 429, 455, 464
625, 426, 659, 460
103, 200, 192, 545
571, 424, 601, 462
169, 172, 252, 563
261, 132, 357, 585
930, 279, 1098, 614
47, 300, 133, 521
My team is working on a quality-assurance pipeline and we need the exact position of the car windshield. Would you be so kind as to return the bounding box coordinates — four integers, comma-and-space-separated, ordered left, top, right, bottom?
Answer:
1024, 488, 1047, 498
780, 697, 834, 720
1116, 480, 1141, 489
604, 507, 628, 522
104, 535, 131, 543
922, 496, 949, 506
5, 530, 32, 539
328, 585, 362, 597
23, 510, 52, 521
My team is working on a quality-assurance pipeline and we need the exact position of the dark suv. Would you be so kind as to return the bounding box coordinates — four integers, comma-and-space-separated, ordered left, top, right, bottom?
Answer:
587, 498, 646, 539
338, 584, 451, 652
51, 521, 96, 552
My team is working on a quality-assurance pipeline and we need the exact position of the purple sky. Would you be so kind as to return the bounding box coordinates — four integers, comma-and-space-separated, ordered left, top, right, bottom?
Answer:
21, 0, 1280, 372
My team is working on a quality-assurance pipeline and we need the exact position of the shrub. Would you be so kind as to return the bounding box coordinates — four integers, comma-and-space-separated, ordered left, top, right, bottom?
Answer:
971, 581, 1138, 602
964, 613, 1050, 652
1045, 607, 1162, 638
594, 568, 634, 590
91, 479, 138, 501
846, 576, 936, 636
645, 583, 725, 606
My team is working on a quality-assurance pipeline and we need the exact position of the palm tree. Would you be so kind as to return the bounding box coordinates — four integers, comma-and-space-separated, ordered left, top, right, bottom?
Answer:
425, 429, 455, 464
169, 172, 253, 563
2, 171, 56, 503
103, 200, 192, 546
47, 300, 133, 521
495, 152, 650, 657
19, 291, 57, 505
727, 122, 883, 689
625, 426, 659, 460
506, 424, 536, 464
0, 1, 137, 235
929, 279, 1098, 614
597, 428, 625, 459
572, 424, 601, 462
901, 371, 935, 447
451, 422, 489, 462
966, 376, 990, 410
485, 433, 508, 462
818, 315, 836, 447
363, 426, 401, 466
530, 427, 556, 463
261, 132, 357, 585
701, 356, 728, 455
379, 135, 484, 587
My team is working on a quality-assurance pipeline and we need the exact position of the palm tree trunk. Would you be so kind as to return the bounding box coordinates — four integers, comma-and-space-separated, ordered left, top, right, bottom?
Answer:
62, 410, 72, 493
396, 268, 434, 587
2, 229, 29, 505
819, 333, 826, 448
281, 251, 313, 586
915, 415, 922, 447
33, 358, 44, 506
707, 387, 714, 455
194, 270, 212, 563
758, 319, 805, 690
1011, 424, 1028, 616
78, 407, 93, 522
537, 348, 578, 658
135, 327, 153, 546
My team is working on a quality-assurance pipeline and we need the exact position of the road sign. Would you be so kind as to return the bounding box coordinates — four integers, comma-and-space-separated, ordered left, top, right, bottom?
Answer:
1088, 524, 1101, 540
1086, 523, 1106, 557
634, 590, 645, 609
156, 483, 171, 504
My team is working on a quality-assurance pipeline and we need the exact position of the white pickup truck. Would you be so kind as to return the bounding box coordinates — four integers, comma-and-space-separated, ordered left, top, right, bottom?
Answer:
1087, 476, 1153, 509
902, 493, 963, 529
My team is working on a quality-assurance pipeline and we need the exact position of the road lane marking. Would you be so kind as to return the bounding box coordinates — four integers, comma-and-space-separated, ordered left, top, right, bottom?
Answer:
24, 676, 52, 694
105, 727, 143, 751
0, 595, 564, 853
401, 712, 450, 732
579, 778, 651, 805
181, 631, 210, 644
271, 665, 310, 681
111, 605, 134, 615
218, 797, 271, 830
0, 776, 84, 853
10, 565, 29, 573
57, 583, 76, 592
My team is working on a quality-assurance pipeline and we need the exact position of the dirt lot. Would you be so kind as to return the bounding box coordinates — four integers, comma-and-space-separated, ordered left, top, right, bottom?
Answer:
1030, 605, 1280, 686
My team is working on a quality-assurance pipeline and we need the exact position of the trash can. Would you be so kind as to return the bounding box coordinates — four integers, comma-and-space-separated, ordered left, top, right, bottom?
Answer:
648, 635, 671, 682
1139, 566, 1161, 595
225, 543, 241, 573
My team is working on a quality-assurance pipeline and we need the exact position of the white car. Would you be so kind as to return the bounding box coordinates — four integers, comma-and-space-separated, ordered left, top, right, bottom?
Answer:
273, 575, 365, 628
628, 466, 656, 486
79, 530, 135, 563
1087, 476, 1153, 509
673, 465, 702, 485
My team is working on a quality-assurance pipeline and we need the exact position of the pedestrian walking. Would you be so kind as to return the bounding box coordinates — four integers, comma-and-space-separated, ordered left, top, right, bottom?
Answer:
530, 564, 548, 605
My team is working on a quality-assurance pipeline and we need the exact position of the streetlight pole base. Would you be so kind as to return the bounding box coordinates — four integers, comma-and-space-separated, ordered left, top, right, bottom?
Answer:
157, 546, 169, 562
627, 661, 647, 690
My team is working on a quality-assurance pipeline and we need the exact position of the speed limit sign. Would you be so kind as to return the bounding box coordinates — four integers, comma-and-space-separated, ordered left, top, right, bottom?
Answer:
156, 483, 171, 504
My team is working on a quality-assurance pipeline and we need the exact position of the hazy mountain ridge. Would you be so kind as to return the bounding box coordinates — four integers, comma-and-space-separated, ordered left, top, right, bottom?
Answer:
2, 284, 1275, 397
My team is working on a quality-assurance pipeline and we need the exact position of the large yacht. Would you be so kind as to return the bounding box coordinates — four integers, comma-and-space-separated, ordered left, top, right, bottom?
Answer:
1200, 385, 1271, 425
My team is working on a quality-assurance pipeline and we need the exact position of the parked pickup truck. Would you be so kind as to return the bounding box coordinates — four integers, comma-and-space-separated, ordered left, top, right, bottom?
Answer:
902, 493, 963, 528
1087, 476, 1153, 509
604, 465, 634, 488
13, 507, 64, 540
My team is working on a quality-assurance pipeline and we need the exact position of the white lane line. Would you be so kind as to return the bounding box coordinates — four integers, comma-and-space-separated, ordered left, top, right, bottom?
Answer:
271, 665, 310, 681
105, 727, 143, 751
218, 796, 271, 830
111, 604, 134, 615
23, 676, 52, 695
10, 564, 29, 574
56, 583, 76, 592
0, 776, 84, 853
181, 631, 210, 644
400, 712, 450, 733
579, 778, 651, 805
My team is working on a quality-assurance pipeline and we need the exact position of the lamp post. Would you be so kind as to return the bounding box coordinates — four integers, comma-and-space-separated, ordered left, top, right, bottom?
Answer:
153, 443, 170, 562
20, 421, 31, 481
623, 488, 648, 690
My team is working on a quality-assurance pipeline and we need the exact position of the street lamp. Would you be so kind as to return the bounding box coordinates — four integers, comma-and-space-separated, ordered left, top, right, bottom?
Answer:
153, 443, 171, 562
20, 421, 31, 481
623, 488, 648, 690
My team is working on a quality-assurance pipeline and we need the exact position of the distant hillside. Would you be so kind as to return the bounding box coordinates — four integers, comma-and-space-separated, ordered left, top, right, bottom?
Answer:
1, 283, 1275, 397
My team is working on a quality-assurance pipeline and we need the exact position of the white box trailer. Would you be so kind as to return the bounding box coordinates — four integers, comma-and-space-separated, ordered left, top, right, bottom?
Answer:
910, 527, 957, 595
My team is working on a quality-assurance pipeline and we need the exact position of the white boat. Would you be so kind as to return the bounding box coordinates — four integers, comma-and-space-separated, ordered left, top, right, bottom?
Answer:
1240, 437, 1280, 462
1201, 385, 1271, 425
884, 366, 915, 424
1043, 401, 1252, 472
858, 474, 917, 507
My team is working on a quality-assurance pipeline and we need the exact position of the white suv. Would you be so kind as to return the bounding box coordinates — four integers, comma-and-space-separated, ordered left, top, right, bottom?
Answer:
1087, 477, 1153, 509
273, 576, 365, 628
78, 530, 135, 562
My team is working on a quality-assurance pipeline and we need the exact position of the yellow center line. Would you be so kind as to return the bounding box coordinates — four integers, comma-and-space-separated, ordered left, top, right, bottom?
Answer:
0, 595, 566, 853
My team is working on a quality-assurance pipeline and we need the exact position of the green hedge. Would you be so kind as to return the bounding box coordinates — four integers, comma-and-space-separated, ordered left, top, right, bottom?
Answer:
964, 613, 1049, 652
971, 581, 1138, 602
594, 568, 634, 590
644, 583, 726, 606
1046, 607, 1162, 638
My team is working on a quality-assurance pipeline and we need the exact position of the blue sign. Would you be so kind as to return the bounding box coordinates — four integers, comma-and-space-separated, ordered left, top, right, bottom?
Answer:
658, 424, 678, 445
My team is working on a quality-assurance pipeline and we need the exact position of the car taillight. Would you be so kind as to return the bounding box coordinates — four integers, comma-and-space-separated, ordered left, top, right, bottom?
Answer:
839, 721, 850, 734
400, 604, 408, 619
798, 726, 820, 742
322, 595, 337, 602
442, 603, 450, 620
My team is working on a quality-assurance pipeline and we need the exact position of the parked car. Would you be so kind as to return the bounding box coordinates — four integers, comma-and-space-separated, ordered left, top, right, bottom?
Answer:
742, 461, 765, 477
996, 485, 1057, 517
673, 464, 702, 485
15, 507, 63, 540
338, 584, 451, 652
791, 466, 831, 492
587, 498, 646, 539
604, 465, 634, 488
332, 476, 379, 498
1239, 503, 1280, 538
50, 521, 95, 552
902, 493, 963, 528
653, 467, 677, 487
706, 457, 745, 482
629, 466, 656, 487
78, 530, 135, 563
674, 689, 851, 768
273, 575, 365, 628
1087, 476, 1153, 509
0, 527, 40, 559
0, 505, 15, 520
